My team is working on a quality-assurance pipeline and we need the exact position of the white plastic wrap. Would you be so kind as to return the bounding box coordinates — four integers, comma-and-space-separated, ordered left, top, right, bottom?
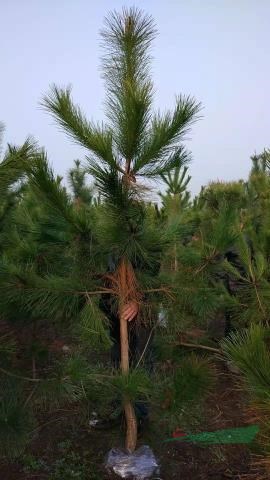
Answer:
157, 307, 167, 328
105, 445, 159, 479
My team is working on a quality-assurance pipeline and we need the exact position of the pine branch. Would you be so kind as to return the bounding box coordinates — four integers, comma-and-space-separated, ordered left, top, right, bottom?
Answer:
26, 151, 96, 238
141, 146, 191, 178
0, 137, 37, 196
133, 95, 201, 175
42, 85, 116, 168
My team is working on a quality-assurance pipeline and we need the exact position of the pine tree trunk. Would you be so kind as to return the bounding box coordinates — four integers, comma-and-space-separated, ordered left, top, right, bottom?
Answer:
174, 242, 178, 271
120, 311, 137, 452
117, 258, 138, 452
123, 395, 137, 452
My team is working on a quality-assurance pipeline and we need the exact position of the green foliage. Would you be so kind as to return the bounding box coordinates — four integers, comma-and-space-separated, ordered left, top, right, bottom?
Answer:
222, 325, 270, 460
160, 165, 191, 196
157, 354, 215, 432
133, 105, 199, 177
101, 7, 155, 162
251, 149, 270, 174
159, 165, 192, 225
27, 152, 82, 230
22, 453, 47, 473
168, 354, 214, 409
48, 451, 88, 480
0, 133, 37, 198
77, 300, 112, 349
22, 450, 89, 480
113, 369, 152, 402
222, 235, 270, 325
0, 378, 36, 459
68, 160, 98, 205
199, 180, 246, 213
42, 85, 114, 167
222, 325, 270, 404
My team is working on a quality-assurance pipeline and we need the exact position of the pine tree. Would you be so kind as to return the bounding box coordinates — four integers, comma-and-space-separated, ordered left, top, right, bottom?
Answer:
250, 149, 270, 174
160, 165, 191, 213
159, 165, 192, 271
222, 325, 270, 476
68, 159, 99, 206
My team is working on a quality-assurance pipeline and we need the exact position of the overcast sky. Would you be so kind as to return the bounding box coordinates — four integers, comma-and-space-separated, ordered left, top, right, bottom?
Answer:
1, 1, 269, 195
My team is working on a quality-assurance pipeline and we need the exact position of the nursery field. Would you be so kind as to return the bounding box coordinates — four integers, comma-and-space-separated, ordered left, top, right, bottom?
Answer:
1, 6, 270, 480
0, 361, 261, 480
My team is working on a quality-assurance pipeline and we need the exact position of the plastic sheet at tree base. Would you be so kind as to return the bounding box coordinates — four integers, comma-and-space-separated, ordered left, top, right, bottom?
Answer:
105, 445, 160, 479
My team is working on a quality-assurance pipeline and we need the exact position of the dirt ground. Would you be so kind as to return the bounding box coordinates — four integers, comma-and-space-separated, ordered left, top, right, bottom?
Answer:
0, 363, 263, 480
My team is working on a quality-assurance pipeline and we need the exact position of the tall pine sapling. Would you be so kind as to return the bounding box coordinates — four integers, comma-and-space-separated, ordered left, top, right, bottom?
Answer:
40, 8, 201, 451
159, 165, 192, 271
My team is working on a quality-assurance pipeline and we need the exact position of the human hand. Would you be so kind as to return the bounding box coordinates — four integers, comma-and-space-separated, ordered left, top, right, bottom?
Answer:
121, 301, 139, 322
